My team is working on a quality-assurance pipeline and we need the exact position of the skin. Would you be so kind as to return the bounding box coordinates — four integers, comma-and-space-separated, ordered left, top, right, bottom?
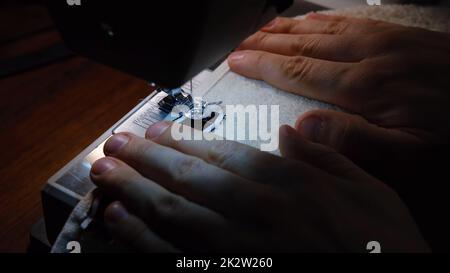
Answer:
227, 14, 450, 250
87, 14, 450, 252
90, 122, 429, 252
228, 13, 450, 183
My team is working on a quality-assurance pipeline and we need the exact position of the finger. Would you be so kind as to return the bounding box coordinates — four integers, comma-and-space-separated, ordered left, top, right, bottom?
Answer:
279, 127, 430, 252
294, 110, 425, 170
262, 15, 392, 35
145, 121, 291, 183
228, 50, 354, 106
279, 125, 371, 181
104, 201, 179, 253
90, 157, 229, 251
239, 31, 367, 62
100, 133, 278, 219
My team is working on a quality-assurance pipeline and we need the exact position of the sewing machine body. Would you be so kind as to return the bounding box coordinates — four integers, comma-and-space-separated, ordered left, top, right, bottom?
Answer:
47, 0, 292, 88
37, 0, 336, 249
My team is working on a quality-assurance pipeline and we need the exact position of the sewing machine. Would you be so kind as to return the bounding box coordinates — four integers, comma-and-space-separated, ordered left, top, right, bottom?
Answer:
29, 0, 302, 250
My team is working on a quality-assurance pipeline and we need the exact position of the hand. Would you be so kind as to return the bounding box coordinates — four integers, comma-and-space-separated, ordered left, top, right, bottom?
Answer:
228, 14, 450, 182
89, 122, 429, 252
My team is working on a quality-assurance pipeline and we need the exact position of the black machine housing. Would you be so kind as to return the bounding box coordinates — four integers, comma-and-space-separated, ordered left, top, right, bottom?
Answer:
47, 0, 292, 88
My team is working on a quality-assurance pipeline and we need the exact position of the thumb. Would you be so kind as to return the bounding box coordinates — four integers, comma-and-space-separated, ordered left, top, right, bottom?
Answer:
294, 110, 424, 162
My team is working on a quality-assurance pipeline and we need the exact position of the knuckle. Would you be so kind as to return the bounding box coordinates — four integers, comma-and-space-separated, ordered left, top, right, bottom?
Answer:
292, 36, 318, 56
171, 156, 204, 183
281, 56, 311, 81
154, 194, 183, 220
326, 21, 349, 34
278, 17, 295, 32
254, 51, 267, 70
334, 65, 354, 91
254, 32, 269, 47
327, 117, 353, 152
207, 141, 238, 169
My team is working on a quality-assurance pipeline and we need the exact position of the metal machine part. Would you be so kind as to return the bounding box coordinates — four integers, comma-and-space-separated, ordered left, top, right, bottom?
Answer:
159, 88, 225, 133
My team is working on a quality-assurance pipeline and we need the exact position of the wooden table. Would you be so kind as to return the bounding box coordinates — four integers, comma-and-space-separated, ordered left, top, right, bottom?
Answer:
0, 2, 151, 252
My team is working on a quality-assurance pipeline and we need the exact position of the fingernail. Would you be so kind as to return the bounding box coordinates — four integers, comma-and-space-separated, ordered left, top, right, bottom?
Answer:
105, 134, 129, 155
146, 121, 170, 139
228, 52, 246, 63
91, 158, 117, 175
262, 18, 277, 29
105, 202, 128, 223
299, 116, 323, 142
